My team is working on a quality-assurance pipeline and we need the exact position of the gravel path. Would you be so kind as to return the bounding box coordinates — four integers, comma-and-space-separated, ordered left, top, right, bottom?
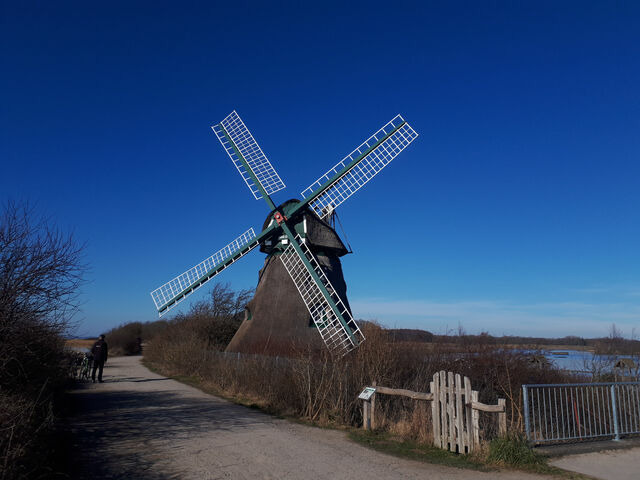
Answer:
550, 448, 640, 480
65, 356, 552, 480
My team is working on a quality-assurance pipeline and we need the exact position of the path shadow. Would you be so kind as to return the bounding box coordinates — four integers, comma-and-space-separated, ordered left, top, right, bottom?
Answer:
63, 379, 273, 479
111, 376, 171, 383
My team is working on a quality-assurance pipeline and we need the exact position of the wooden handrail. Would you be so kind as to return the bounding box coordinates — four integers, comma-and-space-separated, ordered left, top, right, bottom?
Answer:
362, 385, 505, 413
374, 386, 434, 401
470, 401, 504, 413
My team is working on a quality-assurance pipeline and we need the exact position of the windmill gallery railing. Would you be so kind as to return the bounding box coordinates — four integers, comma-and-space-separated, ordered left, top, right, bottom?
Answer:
523, 381, 640, 444
359, 371, 506, 454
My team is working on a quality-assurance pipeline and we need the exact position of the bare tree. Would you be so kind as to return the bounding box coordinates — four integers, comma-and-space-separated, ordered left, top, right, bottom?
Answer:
606, 323, 624, 355
609, 323, 624, 342
232, 288, 253, 317
209, 283, 236, 318
207, 282, 253, 318
0, 201, 87, 479
180, 282, 254, 349
0, 200, 86, 387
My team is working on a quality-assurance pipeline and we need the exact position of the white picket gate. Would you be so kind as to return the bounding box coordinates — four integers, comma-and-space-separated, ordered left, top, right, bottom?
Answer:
360, 370, 506, 454
430, 371, 477, 453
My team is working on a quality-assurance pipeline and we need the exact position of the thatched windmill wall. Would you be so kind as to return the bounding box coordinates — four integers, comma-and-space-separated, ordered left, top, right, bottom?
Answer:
225, 200, 351, 355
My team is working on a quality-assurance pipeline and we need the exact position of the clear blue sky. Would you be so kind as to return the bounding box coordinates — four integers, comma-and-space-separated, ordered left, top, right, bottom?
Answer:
2, 1, 639, 338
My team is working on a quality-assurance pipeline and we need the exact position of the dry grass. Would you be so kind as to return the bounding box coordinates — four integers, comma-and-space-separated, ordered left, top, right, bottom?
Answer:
145, 321, 575, 447
65, 338, 94, 350
137, 283, 578, 467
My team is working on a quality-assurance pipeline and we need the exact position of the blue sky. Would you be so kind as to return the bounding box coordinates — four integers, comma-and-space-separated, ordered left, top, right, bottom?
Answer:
1, 1, 638, 338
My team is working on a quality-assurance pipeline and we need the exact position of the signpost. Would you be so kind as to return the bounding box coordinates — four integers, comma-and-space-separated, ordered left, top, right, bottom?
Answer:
358, 387, 376, 401
359, 384, 377, 430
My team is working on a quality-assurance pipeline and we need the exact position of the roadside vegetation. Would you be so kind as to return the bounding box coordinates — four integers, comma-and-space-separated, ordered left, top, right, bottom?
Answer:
105, 285, 566, 471
0, 202, 86, 480
145, 327, 574, 431
104, 320, 168, 356
104, 284, 635, 474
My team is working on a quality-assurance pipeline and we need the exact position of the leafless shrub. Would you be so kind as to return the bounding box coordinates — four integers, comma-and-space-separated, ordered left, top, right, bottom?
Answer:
105, 320, 169, 356
145, 292, 577, 446
0, 201, 86, 479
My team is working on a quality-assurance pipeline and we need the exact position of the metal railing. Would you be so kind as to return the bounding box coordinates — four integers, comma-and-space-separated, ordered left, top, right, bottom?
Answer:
523, 382, 640, 444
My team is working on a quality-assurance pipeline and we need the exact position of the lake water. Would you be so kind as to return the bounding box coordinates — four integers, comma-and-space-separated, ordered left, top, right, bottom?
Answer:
541, 349, 636, 375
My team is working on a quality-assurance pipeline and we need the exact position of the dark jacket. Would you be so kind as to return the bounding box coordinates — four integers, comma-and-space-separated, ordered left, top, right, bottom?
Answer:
91, 339, 108, 363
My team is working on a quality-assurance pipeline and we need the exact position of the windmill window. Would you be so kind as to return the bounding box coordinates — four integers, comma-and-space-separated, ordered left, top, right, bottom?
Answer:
244, 307, 252, 322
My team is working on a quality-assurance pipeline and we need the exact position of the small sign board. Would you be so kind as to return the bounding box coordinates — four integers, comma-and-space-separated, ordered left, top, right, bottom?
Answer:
358, 387, 376, 401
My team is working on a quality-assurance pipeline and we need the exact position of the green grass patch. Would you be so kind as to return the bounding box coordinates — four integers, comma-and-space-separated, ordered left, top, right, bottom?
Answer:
487, 433, 544, 466
486, 434, 594, 479
348, 430, 488, 470
349, 431, 593, 478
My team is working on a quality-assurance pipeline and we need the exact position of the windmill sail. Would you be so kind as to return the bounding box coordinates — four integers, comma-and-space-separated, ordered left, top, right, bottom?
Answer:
280, 234, 365, 356
151, 228, 259, 315
213, 111, 286, 200
301, 115, 418, 218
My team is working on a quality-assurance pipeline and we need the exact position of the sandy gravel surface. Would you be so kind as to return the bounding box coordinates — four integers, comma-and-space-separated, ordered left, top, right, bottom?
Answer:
550, 448, 640, 480
65, 356, 552, 480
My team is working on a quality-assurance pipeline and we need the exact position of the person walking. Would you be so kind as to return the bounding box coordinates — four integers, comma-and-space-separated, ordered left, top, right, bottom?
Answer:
91, 334, 108, 383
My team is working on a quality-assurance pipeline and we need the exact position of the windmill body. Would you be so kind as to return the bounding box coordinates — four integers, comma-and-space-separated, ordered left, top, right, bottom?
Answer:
151, 111, 418, 356
227, 199, 351, 354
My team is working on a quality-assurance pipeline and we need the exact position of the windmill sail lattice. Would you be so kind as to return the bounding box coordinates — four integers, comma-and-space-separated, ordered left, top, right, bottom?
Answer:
280, 235, 364, 356
213, 111, 286, 200
151, 228, 259, 314
151, 110, 418, 356
301, 115, 418, 218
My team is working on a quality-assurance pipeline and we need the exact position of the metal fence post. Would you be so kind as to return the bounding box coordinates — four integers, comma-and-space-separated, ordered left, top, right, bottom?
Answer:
610, 385, 620, 441
485, 381, 639, 445
523, 385, 531, 441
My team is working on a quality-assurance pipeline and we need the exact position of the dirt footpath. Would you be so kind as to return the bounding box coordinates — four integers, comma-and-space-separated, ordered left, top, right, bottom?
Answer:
550, 447, 640, 480
65, 356, 552, 480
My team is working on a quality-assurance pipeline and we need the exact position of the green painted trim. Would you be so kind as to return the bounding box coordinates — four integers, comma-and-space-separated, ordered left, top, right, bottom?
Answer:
279, 222, 358, 345
157, 222, 278, 313
160, 120, 398, 327
291, 120, 407, 217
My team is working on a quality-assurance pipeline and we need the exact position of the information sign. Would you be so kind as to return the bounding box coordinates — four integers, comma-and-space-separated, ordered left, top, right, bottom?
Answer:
358, 387, 376, 401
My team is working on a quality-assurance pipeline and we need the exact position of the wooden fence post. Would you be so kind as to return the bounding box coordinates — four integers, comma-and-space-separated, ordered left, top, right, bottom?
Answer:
455, 373, 464, 454
431, 375, 440, 448
498, 398, 507, 436
464, 376, 473, 453
371, 381, 377, 430
471, 390, 480, 448
439, 371, 447, 449
363, 399, 370, 430
447, 371, 455, 451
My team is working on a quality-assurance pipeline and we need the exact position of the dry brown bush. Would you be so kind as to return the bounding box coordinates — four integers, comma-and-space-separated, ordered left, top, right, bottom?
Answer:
144, 294, 575, 444
0, 201, 86, 479
105, 320, 169, 356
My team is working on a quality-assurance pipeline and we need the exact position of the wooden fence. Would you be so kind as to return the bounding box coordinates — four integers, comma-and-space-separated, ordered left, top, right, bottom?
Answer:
360, 371, 506, 454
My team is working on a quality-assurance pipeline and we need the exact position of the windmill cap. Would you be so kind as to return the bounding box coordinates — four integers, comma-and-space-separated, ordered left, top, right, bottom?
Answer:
260, 199, 348, 257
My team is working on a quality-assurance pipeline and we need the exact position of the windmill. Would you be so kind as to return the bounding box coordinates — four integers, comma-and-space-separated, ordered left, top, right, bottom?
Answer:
151, 111, 418, 356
